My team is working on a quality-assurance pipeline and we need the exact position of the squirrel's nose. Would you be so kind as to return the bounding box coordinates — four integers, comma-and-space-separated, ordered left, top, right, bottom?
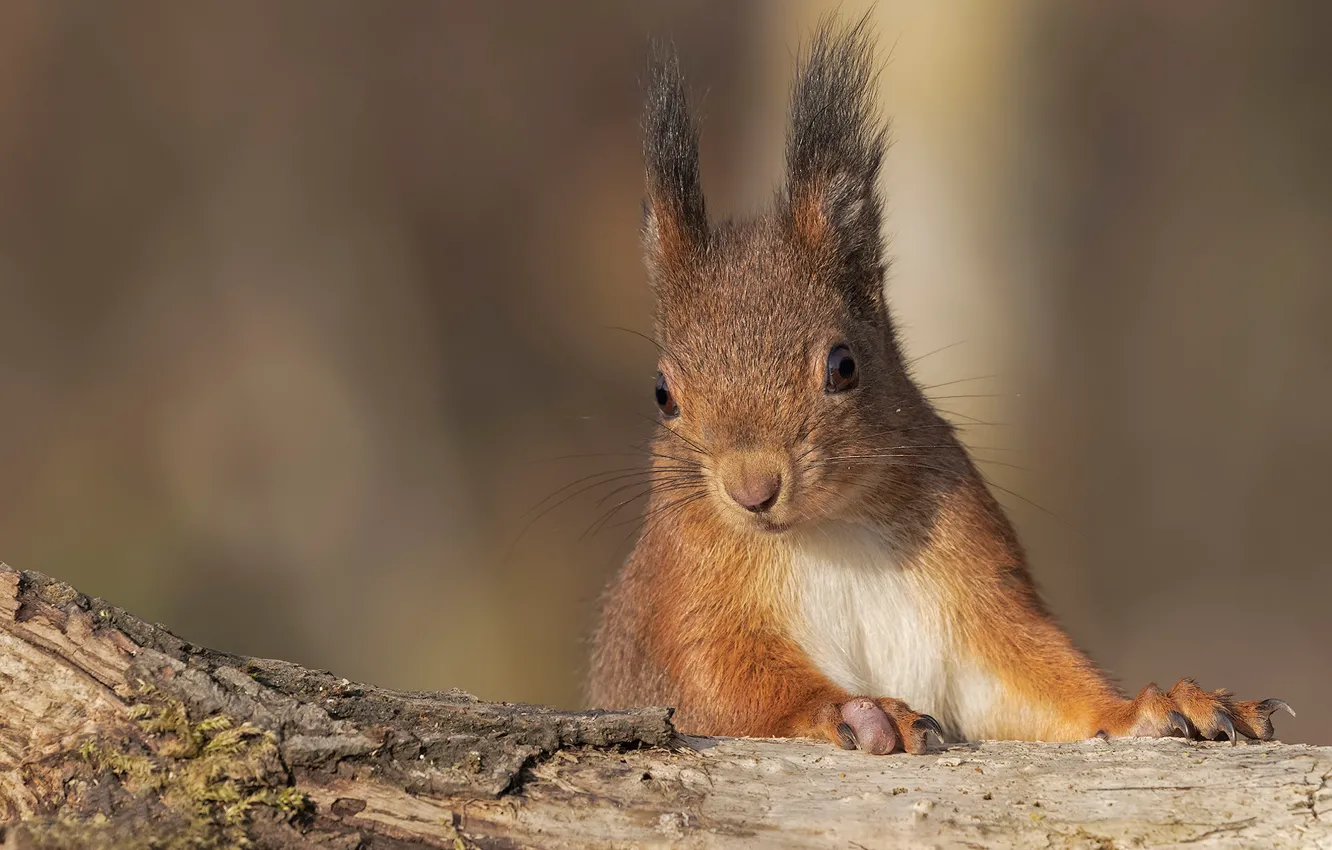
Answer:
727, 473, 782, 513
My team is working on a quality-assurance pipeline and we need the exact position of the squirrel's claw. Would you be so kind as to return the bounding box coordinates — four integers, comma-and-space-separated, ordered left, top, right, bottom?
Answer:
1229, 697, 1294, 741
912, 714, 944, 744
834, 721, 858, 750
1212, 711, 1237, 744
1165, 710, 1193, 738
1258, 698, 1296, 719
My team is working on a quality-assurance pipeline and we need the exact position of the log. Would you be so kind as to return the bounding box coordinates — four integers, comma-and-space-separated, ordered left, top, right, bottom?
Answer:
0, 562, 1326, 849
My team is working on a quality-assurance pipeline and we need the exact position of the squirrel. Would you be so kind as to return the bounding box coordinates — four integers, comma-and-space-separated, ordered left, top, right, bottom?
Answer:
587, 17, 1293, 755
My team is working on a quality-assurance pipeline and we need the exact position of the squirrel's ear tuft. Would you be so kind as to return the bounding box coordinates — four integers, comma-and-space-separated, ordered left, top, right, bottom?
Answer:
642, 45, 708, 278
784, 16, 887, 290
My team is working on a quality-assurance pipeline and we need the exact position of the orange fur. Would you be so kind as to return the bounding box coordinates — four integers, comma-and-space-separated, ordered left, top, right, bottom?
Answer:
591, 495, 839, 738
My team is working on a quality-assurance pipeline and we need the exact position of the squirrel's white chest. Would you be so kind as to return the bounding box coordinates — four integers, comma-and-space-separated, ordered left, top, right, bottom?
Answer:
787, 527, 959, 721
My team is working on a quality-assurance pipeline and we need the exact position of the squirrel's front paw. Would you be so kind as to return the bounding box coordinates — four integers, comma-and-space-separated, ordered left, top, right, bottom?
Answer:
823, 696, 943, 755
1104, 679, 1294, 742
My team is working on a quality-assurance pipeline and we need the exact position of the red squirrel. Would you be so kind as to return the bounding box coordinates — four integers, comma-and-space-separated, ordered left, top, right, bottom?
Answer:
587, 18, 1292, 755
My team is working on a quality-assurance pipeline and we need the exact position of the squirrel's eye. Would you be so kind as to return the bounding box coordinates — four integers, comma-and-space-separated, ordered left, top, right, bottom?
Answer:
826, 345, 858, 393
655, 372, 680, 418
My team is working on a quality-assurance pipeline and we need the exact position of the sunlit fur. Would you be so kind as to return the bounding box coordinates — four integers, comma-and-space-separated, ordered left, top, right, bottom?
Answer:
588, 16, 1289, 752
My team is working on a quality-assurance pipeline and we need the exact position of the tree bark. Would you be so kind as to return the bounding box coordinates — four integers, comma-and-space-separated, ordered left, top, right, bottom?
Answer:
0, 563, 1326, 849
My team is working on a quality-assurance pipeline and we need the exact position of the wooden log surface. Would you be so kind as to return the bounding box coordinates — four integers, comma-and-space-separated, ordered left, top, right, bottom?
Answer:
0, 562, 1327, 849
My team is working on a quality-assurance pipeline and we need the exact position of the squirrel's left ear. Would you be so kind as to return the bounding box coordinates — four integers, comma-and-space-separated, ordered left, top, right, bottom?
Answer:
784, 17, 887, 306
641, 46, 709, 283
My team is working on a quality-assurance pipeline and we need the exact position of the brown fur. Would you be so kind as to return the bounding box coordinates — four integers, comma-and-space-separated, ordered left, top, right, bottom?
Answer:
587, 17, 1290, 753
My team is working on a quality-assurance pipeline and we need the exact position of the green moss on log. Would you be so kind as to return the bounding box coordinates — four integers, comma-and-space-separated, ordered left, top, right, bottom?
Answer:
13, 689, 310, 849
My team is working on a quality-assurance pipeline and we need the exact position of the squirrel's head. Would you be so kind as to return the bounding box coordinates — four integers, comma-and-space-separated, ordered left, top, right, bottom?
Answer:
641, 19, 938, 536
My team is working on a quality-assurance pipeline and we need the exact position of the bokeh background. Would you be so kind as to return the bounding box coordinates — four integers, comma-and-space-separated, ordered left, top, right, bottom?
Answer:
2, 1, 1328, 743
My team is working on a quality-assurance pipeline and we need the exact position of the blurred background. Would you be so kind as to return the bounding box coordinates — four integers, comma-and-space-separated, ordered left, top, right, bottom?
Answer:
1, 1, 1328, 743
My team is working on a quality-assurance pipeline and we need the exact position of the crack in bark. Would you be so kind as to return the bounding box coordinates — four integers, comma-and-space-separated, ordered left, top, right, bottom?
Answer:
1310, 767, 1332, 824
1179, 817, 1259, 843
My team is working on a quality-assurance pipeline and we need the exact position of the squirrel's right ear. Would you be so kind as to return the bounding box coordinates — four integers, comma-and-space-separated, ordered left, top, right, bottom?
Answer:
641, 46, 708, 279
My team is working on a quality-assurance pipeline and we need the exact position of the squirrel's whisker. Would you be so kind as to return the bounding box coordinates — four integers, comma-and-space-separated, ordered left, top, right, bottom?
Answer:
520, 468, 661, 519
590, 478, 709, 541
513, 467, 693, 543
932, 408, 1011, 427
528, 449, 698, 466
917, 374, 1000, 392
642, 414, 710, 456
628, 491, 710, 543
583, 488, 657, 541
604, 324, 668, 357
593, 475, 700, 509
903, 339, 967, 367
